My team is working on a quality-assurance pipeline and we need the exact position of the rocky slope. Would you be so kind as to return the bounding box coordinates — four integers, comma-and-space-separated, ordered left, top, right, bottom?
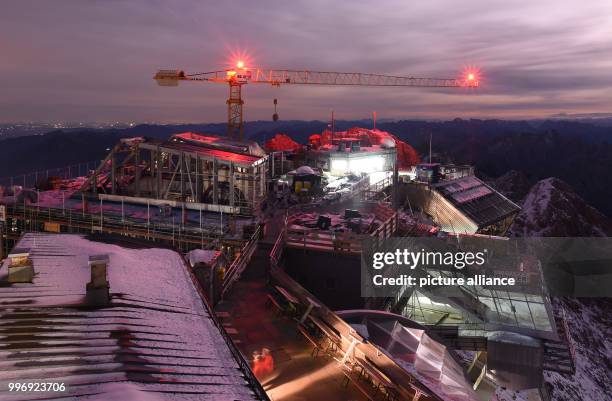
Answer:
509, 177, 612, 237
498, 177, 611, 401
494, 297, 611, 401
492, 170, 532, 202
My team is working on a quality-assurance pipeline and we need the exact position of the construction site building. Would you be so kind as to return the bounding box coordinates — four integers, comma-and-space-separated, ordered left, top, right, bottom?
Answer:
405, 164, 520, 235
80, 132, 269, 215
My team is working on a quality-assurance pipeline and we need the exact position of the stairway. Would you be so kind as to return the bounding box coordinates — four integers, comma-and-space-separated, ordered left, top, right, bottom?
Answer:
542, 313, 576, 374
242, 241, 273, 280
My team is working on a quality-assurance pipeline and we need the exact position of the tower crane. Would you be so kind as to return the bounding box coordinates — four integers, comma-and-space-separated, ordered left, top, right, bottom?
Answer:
154, 63, 478, 141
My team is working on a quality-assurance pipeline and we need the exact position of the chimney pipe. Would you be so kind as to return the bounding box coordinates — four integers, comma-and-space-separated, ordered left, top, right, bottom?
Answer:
8, 248, 34, 283
86, 254, 110, 306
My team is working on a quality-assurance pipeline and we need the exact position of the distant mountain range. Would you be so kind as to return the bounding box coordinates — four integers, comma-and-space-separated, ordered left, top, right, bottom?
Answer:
0, 118, 610, 216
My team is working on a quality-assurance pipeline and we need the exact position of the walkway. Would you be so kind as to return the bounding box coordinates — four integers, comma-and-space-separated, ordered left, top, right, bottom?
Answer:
215, 242, 365, 401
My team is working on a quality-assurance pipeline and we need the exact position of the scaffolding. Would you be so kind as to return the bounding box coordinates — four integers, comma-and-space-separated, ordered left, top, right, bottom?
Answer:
79, 136, 269, 216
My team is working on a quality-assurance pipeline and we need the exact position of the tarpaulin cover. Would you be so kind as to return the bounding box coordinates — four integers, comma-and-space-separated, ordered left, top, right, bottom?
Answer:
264, 133, 301, 152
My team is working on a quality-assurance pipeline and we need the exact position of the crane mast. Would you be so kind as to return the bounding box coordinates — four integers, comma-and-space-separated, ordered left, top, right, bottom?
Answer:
155, 65, 478, 140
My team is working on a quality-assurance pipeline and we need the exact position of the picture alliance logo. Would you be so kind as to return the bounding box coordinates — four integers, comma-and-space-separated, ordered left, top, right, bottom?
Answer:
372, 249, 488, 270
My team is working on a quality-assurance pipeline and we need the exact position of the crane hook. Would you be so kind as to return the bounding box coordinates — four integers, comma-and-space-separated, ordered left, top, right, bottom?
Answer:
272, 98, 279, 121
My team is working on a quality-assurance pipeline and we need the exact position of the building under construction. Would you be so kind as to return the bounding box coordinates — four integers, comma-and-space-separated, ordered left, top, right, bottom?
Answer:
80, 132, 269, 215
404, 163, 520, 235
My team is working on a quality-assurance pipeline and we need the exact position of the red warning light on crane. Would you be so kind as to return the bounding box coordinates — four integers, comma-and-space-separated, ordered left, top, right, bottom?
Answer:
462, 67, 480, 87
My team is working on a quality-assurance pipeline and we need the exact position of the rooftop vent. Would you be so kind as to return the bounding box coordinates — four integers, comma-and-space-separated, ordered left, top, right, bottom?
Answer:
86, 254, 110, 306
8, 247, 34, 283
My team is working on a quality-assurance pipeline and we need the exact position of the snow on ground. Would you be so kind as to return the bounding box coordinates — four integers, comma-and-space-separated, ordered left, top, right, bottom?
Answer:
492, 298, 611, 401
187, 248, 220, 266
542, 298, 611, 401
323, 174, 350, 190
510, 178, 611, 237
506, 176, 611, 401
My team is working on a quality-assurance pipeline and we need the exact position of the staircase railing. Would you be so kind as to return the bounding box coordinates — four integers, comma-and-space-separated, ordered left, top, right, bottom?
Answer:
220, 224, 261, 299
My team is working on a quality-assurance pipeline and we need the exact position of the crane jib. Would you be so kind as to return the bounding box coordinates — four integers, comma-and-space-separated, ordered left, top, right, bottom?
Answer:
154, 67, 478, 140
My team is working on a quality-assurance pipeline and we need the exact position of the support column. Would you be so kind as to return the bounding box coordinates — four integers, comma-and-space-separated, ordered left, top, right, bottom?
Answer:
135, 146, 141, 197
252, 167, 257, 211
0, 215, 5, 261
227, 83, 244, 140
195, 156, 201, 203
229, 162, 235, 207
392, 150, 399, 209
156, 146, 162, 199
213, 159, 219, 204
260, 163, 266, 196
180, 153, 185, 200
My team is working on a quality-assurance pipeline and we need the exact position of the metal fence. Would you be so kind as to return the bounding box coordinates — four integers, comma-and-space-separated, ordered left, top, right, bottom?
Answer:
2, 201, 242, 253
220, 224, 261, 299
0, 160, 100, 188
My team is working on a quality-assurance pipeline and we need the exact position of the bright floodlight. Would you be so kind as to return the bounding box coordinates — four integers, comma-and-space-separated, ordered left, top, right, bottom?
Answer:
330, 155, 385, 175
467, 73, 475, 81
236, 60, 245, 69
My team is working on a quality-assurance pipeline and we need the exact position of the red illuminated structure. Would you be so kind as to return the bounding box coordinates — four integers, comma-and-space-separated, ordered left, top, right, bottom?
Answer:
79, 132, 269, 215
263, 133, 301, 153
154, 62, 479, 141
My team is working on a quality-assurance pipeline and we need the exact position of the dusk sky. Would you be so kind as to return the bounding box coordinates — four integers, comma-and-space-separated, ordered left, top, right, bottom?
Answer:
1, 0, 612, 123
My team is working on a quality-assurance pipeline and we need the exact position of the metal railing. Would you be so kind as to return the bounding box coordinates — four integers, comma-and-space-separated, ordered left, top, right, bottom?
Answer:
220, 224, 261, 298
285, 226, 364, 254
270, 226, 286, 269
555, 308, 577, 370
267, 261, 435, 401
0, 160, 100, 188
363, 173, 393, 201
2, 202, 245, 252
280, 202, 398, 255
370, 204, 399, 248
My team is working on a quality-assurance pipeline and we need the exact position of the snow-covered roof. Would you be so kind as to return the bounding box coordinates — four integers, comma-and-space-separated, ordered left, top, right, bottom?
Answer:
0, 233, 261, 401
171, 131, 266, 157
290, 165, 319, 176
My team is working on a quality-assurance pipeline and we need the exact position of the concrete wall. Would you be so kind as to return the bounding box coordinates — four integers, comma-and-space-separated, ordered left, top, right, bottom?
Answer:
284, 247, 365, 311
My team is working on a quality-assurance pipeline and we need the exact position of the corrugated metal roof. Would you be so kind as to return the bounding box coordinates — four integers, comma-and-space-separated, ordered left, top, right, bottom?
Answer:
171, 132, 266, 157
433, 176, 520, 228
0, 233, 260, 401
163, 142, 263, 166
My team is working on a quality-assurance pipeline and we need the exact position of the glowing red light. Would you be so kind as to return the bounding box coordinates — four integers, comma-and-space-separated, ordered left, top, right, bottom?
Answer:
225, 48, 254, 71
461, 66, 481, 87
